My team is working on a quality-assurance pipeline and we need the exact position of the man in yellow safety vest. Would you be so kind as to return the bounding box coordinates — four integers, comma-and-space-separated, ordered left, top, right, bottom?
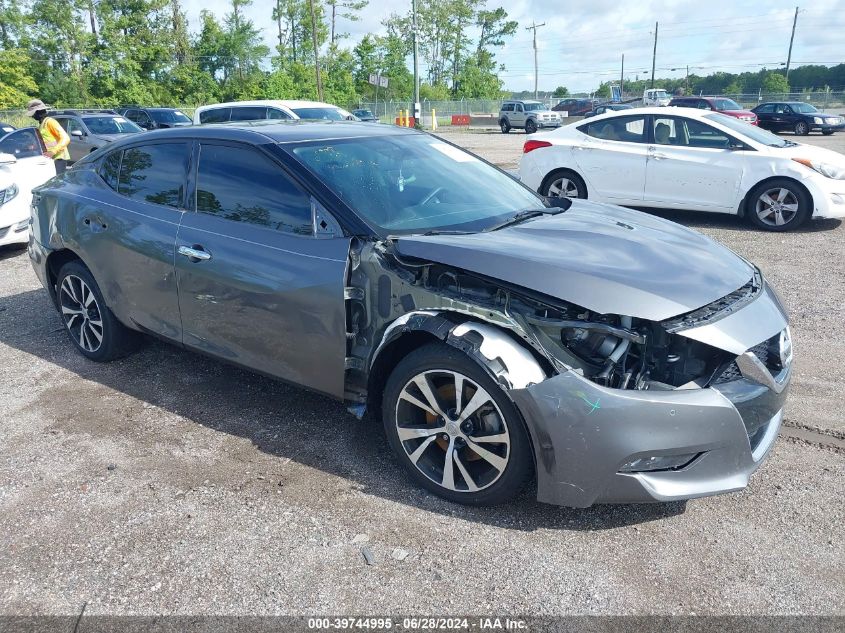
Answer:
25, 99, 71, 174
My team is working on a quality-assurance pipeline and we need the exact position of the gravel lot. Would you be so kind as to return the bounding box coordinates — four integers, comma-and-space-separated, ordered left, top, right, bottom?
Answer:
1, 128, 843, 618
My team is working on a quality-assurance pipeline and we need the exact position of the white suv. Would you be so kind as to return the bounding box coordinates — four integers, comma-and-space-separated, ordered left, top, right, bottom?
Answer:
193, 100, 358, 124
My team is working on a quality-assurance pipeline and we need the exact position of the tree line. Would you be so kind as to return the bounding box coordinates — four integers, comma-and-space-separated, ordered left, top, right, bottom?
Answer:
0, 0, 518, 109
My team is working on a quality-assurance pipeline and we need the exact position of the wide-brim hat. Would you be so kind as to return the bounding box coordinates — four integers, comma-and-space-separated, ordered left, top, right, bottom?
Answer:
25, 99, 49, 116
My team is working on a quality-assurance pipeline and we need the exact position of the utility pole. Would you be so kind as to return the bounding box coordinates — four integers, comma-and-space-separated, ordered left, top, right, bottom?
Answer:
412, 0, 420, 125
650, 21, 658, 89
785, 6, 799, 85
525, 21, 546, 100
620, 54, 624, 98
308, 0, 324, 101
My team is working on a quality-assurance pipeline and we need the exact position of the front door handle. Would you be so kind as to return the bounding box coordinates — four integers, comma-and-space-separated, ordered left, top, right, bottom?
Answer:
650, 152, 669, 160
178, 245, 212, 262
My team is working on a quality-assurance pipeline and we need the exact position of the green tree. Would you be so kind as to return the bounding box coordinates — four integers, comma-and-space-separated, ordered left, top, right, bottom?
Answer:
553, 85, 569, 97
0, 0, 26, 48
326, 0, 368, 44
0, 48, 39, 108
761, 71, 789, 94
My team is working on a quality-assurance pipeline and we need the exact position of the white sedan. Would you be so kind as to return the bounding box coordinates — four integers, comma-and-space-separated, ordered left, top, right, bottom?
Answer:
519, 106, 845, 231
0, 127, 56, 247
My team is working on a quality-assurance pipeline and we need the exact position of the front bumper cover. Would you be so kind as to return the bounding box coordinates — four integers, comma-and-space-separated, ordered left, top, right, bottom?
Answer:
508, 282, 791, 508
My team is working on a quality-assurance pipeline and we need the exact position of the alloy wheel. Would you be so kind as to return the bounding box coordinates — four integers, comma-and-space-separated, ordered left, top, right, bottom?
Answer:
395, 370, 511, 493
547, 177, 580, 198
755, 187, 799, 227
59, 274, 104, 353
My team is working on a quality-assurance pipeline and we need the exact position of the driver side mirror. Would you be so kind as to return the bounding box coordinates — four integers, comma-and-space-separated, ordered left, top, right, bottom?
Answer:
0, 152, 17, 164
70, 129, 84, 138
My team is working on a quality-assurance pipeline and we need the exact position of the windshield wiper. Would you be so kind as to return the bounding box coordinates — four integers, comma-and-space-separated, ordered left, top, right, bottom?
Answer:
420, 229, 476, 236
487, 208, 564, 232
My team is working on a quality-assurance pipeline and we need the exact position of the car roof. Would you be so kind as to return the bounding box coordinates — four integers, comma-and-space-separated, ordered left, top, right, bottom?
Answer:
195, 100, 343, 111
97, 120, 415, 145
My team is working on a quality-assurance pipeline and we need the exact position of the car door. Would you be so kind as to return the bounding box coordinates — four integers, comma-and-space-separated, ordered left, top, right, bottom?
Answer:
753, 104, 776, 130
644, 115, 742, 211
66, 118, 95, 162
511, 103, 525, 127
0, 127, 56, 212
770, 104, 793, 132
175, 141, 351, 398
79, 141, 188, 340
571, 114, 649, 203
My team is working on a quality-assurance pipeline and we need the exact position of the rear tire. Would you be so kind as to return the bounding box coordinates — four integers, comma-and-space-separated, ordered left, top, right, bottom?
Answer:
382, 342, 533, 505
56, 260, 140, 361
541, 169, 587, 199
794, 121, 810, 135
525, 118, 538, 134
746, 179, 811, 231
500, 119, 511, 134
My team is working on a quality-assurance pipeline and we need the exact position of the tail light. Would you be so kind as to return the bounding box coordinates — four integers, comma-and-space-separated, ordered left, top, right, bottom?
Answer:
523, 140, 552, 154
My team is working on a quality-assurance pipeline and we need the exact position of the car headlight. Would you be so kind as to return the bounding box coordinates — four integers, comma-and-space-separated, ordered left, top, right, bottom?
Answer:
813, 117, 824, 124
793, 158, 845, 179
0, 183, 18, 206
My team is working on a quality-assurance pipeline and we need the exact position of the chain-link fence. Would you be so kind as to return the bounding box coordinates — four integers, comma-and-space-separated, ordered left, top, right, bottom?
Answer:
3, 92, 844, 130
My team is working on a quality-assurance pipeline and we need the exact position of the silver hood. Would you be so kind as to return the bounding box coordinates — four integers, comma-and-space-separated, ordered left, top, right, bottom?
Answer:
393, 201, 754, 321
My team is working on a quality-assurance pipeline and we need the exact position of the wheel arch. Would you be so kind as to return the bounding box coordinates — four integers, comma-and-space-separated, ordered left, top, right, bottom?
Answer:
366, 310, 551, 422
45, 248, 86, 309
740, 175, 813, 218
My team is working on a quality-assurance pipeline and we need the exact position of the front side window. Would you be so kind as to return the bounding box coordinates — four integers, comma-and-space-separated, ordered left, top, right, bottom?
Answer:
291, 107, 346, 121
515, 104, 524, 113
523, 103, 544, 112
712, 98, 742, 111
150, 110, 191, 124
289, 134, 544, 236
755, 104, 775, 114
118, 142, 189, 208
230, 106, 267, 121
82, 116, 143, 134
199, 108, 231, 124
67, 119, 85, 136
653, 117, 732, 149
790, 103, 818, 114
0, 128, 43, 158
267, 108, 292, 120
195, 144, 312, 235
581, 115, 647, 143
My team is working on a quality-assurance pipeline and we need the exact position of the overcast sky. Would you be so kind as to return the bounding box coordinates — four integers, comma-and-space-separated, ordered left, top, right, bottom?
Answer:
180, 0, 845, 93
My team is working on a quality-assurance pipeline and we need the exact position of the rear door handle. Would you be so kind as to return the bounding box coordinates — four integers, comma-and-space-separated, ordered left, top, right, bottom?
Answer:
178, 245, 212, 262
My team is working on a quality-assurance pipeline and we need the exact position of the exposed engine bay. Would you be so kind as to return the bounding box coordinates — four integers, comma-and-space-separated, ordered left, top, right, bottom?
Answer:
344, 238, 746, 402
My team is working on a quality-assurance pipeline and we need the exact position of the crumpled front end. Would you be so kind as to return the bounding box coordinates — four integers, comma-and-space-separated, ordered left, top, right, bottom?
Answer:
508, 281, 791, 507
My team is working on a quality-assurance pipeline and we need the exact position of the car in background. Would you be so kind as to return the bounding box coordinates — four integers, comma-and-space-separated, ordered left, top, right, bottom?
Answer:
351, 109, 379, 122
0, 127, 55, 247
499, 100, 562, 134
117, 106, 193, 130
519, 107, 845, 231
50, 110, 144, 163
193, 100, 358, 125
643, 89, 672, 107
669, 96, 758, 125
29, 121, 792, 509
583, 103, 634, 118
552, 98, 600, 116
0, 122, 15, 135
752, 102, 844, 136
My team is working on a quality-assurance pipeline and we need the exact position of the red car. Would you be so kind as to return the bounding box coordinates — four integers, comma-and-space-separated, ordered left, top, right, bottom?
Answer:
668, 96, 758, 125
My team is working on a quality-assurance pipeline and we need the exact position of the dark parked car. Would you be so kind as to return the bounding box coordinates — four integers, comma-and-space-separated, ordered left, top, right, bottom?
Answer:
0, 122, 15, 135
583, 103, 634, 118
552, 98, 600, 116
668, 96, 757, 125
752, 102, 844, 136
117, 106, 193, 130
351, 109, 379, 122
29, 121, 791, 508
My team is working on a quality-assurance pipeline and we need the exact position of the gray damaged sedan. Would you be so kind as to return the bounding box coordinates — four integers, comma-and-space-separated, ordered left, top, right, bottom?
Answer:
28, 122, 792, 507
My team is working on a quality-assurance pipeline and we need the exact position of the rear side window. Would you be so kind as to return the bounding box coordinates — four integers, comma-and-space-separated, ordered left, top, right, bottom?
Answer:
195, 144, 312, 235
755, 104, 775, 114
501, 104, 513, 112
118, 143, 189, 208
99, 151, 121, 190
199, 108, 231, 124
580, 115, 647, 143
0, 128, 43, 159
230, 106, 267, 121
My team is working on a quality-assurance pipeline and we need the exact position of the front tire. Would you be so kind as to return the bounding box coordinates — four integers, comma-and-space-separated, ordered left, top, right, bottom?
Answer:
541, 169, 587, 199
747, 179, 811, 231
822, 130, 835, 136
56, 260, 139, 361
500, 119, 511, 134
525, 118, 538, 134
794, 121, 810, 135
382, 342, 533, 505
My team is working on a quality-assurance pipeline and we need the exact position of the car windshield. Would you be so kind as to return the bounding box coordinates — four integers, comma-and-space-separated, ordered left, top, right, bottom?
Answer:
712, 98, 742, 111
651, 90, 670, 99
704, 112, 790, 147
354, 110, 374, 118
790, 103, 818, 114
289, 134, 545, 236
82, 116, 143, 134
150, 110, 191, 123
523, 103, 545, 111
292, 107, 347, 121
